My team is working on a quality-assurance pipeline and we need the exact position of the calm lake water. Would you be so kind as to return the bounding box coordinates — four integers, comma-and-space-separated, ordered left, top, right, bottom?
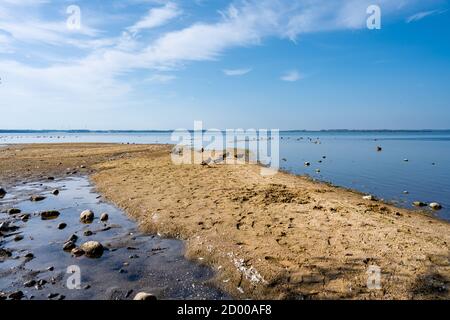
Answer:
1, 130, 449, 221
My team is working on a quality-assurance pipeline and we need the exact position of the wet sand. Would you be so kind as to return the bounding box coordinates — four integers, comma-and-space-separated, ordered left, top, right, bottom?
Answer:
1, 143, 449, 299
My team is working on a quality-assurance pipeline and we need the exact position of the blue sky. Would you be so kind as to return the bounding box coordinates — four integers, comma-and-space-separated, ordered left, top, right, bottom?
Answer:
0, 0, 449, 130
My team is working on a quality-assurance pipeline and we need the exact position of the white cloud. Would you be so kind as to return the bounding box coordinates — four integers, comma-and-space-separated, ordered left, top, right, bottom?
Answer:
223, 68, 252, 76
406, 9, 446, 23
146, 73, 177, 83
128, 2, 181, 34
280, 70, 302, 82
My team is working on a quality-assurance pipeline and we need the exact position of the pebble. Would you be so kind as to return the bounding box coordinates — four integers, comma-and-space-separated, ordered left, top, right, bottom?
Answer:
80, 241, 104, 258
376, 146, 382, 151
14, 235, 24, 242
429, 202, 442, 210
84, 230, 93, 236
80, 210, 94, 223
66, 234, 78, 242
133, 292, 157, 301
24, 253, 34, 259
71, 247, 85, 257
363, 195, 376, 201
100, 213, 109, 222
57, 223, 67, 230
21, 214, 31, 221
47, 266, 54, 271
40, 210, 60, 220
304, 162, 311, 166
52, 189, 59, 196
0, 187, 6, 198
24, 280, 36, 287
63, 241, 76, 251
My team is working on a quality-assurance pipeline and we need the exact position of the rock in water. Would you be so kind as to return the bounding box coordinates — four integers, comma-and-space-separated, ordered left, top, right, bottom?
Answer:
80, 241, 104, 258
71, 247, 85, 257
63, 241, 76, 251
80, 210, 94, 223
363, 195, 376, 201
57, 223, 67, 230
52, 189, 59, 195
133, 292, 157, 301
41, 210, 60, 220
413, 201, 427, 207
7, 208, 21, 215
100, 213, 109, 222
429, 202, 442, 210
377, 146, 382, 152
304, 162, 311, 167
30, 195, 46, 202
0, 187, 6, 198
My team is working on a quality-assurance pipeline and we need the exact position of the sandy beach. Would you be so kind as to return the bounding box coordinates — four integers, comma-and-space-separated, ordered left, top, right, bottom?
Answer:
1, 143, 449, 299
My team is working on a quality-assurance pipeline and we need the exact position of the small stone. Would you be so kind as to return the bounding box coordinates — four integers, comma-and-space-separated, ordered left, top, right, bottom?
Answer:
80, 241, 104, 258
376, 146, 382, 151
14, 235, 24, 242
63, 241, 76, 251
80, 165, 86, 169
8, 208, 21, 215
47, 176, 55, 181
83, 230, 93, 236
47, 266, 54, 271
30, 195, 46, 202
403, 159, 409, 162
40, 210, 60, 220
24, 280, 37, 287
429, 202, 442, 210
8, 291, 24, 300
38, 279, 47, 286
24, 252, 34, 259
57, 223, 67, 230
100, 213, 109, 222
403, 191, 409, 194
304, 162, 311, 166
80, 210, 94, 223
133, 292, 157, 301
363, 195, 376, 201
0, 248, 12, 258
66, 234, 78, 242
71, 247, 85, 257
413, 201, 427, 207
21, 214, 31, 222
52, 189, 59, 196
47, 293, 59, 299
315, 169, 321, 173
0, 187, 6, 198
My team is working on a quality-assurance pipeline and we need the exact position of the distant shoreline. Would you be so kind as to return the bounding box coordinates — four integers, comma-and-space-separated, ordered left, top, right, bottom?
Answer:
1, 129, 450, 134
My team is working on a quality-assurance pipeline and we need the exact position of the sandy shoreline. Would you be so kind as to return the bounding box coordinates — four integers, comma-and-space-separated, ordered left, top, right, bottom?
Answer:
1, 143, 449, 299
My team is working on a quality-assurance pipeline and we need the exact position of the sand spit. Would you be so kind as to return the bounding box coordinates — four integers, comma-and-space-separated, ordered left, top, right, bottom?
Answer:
1, 144, 449, 299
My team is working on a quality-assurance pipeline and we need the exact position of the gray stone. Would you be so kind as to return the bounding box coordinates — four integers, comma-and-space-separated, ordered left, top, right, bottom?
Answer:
40, 210, 60, 220
80, 210, 94, 223
80, 241, 104, 258
100, 213, 109, 222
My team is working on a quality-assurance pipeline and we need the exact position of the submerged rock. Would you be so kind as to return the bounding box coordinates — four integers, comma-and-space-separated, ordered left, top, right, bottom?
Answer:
429, 202, 442, 210
133, 292, 157, 301
80, 241, 104, 258
80, 210, 94, 223
30, 195, 46, 202
41, 210, 60, 220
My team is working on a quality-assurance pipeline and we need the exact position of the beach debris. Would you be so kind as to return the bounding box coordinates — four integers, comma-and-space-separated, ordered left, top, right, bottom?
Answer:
63, 241, 76, 251
201, 157, 212, 166
363, 195, 376, 201
7, 208, 21, 215
57, 223, 67, 230
71, 247, 85, 257
133, 292, 157, 301
80, 241, 104, 258
429, 202, 442, 210
40, 210, 60, 220
413, 201, 427, 207
100, 213, 109, 222
52, 189, 59, 195
304, 162, 311, 166
30, 195, 46, 202
80, 210, 94, 223
0, 187, 6, 198
376, 146, 382, 152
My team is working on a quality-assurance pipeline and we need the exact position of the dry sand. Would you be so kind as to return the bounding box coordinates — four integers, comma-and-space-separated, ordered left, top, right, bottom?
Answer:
1, 143, 449, 299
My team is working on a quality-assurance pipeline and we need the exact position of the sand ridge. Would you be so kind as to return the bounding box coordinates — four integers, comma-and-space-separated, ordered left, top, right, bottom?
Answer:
1, 143, 449, 299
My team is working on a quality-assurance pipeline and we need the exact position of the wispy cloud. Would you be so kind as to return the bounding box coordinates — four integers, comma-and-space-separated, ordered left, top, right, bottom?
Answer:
280, 70, 302, 82
146, 73, 177, 83
128, 2, 181, 35
223, 68, 252, 76
406, 9, 447, 23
